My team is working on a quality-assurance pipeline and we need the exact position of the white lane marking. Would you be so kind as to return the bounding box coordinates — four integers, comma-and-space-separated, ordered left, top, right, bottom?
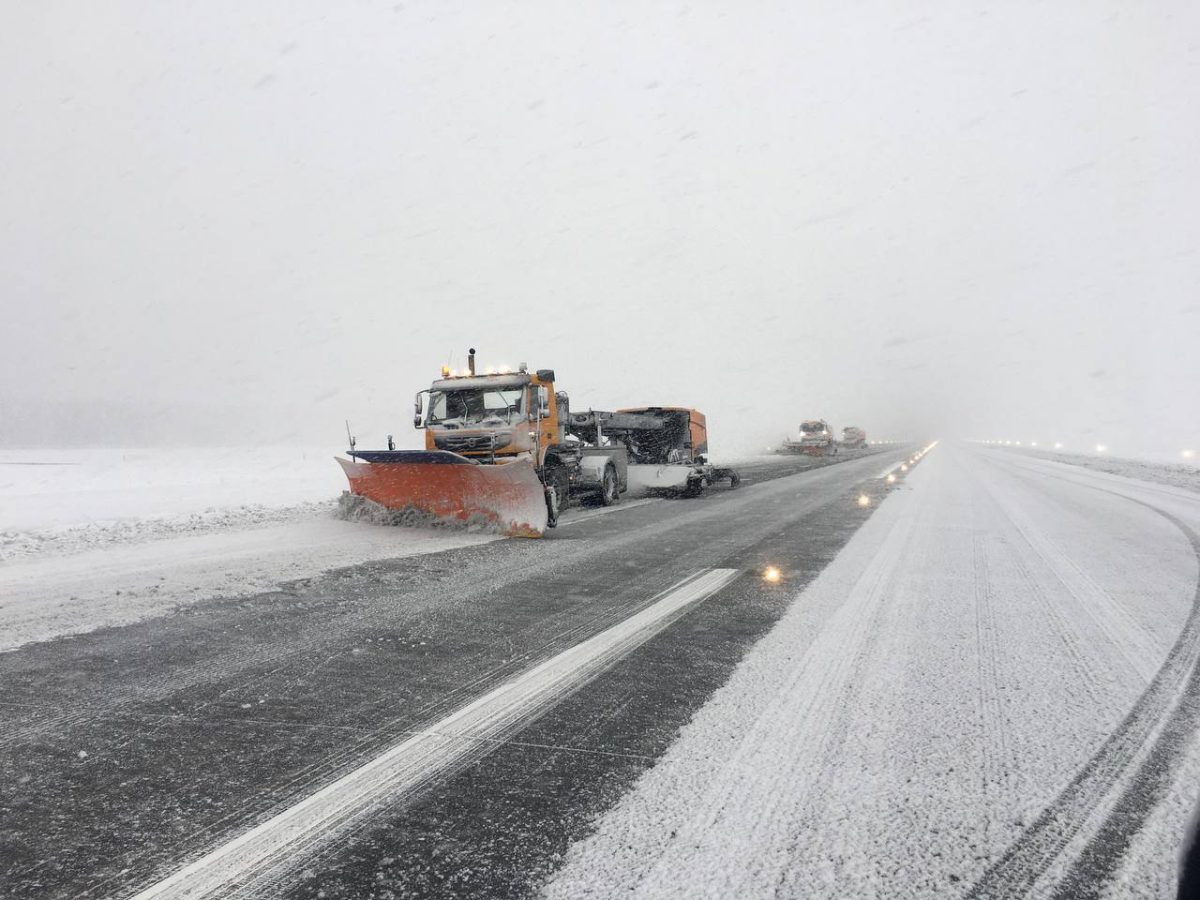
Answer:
557, 497, 662, 527
127, 567, 741, 900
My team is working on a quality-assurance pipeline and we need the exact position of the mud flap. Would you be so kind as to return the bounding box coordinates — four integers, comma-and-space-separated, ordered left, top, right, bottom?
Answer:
337, 451, 548, 537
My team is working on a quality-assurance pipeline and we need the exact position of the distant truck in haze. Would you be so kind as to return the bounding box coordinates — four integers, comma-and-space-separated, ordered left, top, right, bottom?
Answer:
841, 426, 867, 449
781, 420, 837, 456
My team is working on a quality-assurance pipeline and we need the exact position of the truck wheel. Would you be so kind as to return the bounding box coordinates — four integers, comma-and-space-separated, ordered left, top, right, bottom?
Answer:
729, 472, 741, 488
599, 465, 619, 506
545, 485, 559, 528
544, 464, 570, 524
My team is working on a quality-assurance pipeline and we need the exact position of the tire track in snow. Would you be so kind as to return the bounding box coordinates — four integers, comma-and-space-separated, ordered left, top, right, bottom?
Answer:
976, 516, 1115, 750
978, 466, 1163, 684
1007, 539, 1115, 713
972, 526, 1017, 850
766, 480, 953, 896
972, 472, 1128, 730
967, 488, 1200, 898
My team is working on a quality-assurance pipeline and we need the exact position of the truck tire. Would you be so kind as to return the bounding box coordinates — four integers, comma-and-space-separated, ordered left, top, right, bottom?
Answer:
543, 463, 570, 525
599, 465, 619, 506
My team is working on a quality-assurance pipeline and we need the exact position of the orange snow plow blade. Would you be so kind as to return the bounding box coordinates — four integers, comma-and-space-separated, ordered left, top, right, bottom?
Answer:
336, 451, 548, 537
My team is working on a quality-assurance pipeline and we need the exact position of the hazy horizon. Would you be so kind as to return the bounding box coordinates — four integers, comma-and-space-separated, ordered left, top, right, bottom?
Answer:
3, 1, 1198, 458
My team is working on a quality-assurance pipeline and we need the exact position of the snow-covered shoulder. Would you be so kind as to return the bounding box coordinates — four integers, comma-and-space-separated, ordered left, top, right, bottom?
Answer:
0, 446, 498, 651
992, 446, 1200, 495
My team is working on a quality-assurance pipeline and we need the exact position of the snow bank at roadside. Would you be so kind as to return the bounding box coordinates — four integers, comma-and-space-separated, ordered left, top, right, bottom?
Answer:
1003, 447, 1200, 495
1, 499, 338, 563
0, 445, 354, 562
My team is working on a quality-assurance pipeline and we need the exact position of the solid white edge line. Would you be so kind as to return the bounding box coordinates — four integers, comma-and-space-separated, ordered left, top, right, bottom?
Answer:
127, 567, 741, 900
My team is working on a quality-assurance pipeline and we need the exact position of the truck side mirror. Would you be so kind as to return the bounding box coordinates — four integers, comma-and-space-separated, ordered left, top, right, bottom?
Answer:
413, 392, 424, 428
537, 385, 550, 417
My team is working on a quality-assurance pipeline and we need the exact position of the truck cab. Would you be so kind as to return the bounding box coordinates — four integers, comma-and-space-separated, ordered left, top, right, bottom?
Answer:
412, 352, 622, 513
416, 366, 561, 464
797, 419, 837, 456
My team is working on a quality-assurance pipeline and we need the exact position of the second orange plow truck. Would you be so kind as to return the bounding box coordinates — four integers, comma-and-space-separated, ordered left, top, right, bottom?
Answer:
337, 349, 739, 537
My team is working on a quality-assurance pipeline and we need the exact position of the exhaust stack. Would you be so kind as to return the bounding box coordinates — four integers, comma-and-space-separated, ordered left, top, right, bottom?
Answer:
468, 348, 476, 376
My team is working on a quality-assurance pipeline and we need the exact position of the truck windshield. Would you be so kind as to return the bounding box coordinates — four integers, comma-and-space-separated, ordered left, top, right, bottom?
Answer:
801, 422, 826, 433
427, 388, 526, 426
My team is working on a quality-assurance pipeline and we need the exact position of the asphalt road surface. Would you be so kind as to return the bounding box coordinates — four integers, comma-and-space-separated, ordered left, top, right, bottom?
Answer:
3, 443, 1199, 899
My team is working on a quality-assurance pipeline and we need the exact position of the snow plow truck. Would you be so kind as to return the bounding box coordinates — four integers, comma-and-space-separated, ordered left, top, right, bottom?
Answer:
841, 426, 867, 449
781, 420, 838, 456
337, 350, 738, 537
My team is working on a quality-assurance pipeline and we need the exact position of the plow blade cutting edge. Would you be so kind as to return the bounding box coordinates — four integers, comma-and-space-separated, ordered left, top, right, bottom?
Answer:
336, 451, 548, 537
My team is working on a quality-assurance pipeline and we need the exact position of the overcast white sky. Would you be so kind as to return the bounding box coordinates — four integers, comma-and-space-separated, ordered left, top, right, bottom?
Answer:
2, 1, 1197, 455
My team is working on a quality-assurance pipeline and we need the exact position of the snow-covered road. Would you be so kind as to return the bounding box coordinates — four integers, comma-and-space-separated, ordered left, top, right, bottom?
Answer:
0, 446, 896, 899
3, 443, 1197, 898
544, 444, 1200, 899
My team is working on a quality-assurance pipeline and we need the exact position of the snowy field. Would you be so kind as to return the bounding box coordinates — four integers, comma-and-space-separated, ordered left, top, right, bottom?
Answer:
0, 447, 496, 650
0, 446, 347, 555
